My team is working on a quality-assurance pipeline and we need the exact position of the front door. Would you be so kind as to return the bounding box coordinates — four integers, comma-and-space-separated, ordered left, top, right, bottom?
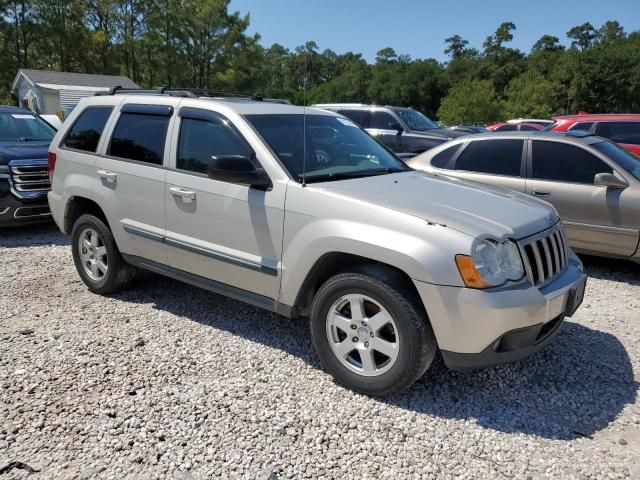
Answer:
164, 108, 284, 299
526, 139, 639, 256
366, 110, 404, 153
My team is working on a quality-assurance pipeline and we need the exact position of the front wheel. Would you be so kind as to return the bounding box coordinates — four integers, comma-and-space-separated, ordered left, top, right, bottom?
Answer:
309, 266, 437, 396
71, 214, 136, 294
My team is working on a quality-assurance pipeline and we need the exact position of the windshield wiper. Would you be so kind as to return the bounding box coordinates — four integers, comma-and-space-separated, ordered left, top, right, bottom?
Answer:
303, 167, 404, 183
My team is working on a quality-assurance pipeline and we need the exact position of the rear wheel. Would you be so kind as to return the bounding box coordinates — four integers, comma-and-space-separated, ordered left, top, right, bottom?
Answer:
309, 265, 437, 396
71, 214, 136, 294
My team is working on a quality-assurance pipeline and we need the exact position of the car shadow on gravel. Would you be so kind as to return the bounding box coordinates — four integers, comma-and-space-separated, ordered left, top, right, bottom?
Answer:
579, 254, 640, 286
0, 222, 68, 248
391, 320, 638, 440
118, 271, 637, 442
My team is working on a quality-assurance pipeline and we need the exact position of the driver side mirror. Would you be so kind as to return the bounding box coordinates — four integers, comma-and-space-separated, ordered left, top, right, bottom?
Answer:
207, 155, 272, 189
594, 172, 628, 189
388, 122, 404, 134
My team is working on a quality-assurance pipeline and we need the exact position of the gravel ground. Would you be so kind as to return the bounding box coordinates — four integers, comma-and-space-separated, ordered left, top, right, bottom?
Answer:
1, 224, 639, 479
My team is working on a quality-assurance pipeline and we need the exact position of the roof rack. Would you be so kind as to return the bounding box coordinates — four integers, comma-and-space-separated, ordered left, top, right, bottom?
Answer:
100, 86, 290, 104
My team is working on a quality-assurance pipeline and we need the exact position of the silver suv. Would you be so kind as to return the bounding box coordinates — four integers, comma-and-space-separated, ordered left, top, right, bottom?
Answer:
47, 89, 587, 396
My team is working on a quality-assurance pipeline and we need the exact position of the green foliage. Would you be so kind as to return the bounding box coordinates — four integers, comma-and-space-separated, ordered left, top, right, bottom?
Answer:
0, 5, 638, 123
437, 79, 501, 124
503, 72, 555, 118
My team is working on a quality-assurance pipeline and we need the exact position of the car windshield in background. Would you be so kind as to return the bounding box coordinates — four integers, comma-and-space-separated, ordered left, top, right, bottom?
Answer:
0, 112, 56, 142
593, 141, 640, 180
394, 109, 438, 131
245, 114, 408, 183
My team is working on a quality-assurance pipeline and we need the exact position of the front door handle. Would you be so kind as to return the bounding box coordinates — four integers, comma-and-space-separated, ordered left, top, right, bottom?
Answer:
169, 186, 196, 203
97, 170, 117, 183
532, 189, 550, 197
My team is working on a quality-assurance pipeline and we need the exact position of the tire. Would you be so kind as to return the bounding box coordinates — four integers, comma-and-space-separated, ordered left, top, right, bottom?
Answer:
309, 265, 437, 396
71, 214, 137, 294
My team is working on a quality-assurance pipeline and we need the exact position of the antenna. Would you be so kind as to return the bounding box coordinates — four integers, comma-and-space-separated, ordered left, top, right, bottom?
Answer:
301, 50, 308, 187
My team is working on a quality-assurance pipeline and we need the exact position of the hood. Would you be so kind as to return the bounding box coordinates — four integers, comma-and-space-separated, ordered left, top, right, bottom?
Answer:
407, 128, 470, 140
316, 171, 558, 240
0, 141, 50, 165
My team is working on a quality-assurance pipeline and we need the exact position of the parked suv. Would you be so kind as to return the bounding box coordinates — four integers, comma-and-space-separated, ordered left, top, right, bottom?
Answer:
312, 104, 469, 156
407, 131, 640, 262
546, 114, 640, 156
0, 106, 56, 226
48, 90, 586, 395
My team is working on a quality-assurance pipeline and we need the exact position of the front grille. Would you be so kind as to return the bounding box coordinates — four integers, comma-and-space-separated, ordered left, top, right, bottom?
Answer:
519, 224, 568, 286
10, 160, 50, 192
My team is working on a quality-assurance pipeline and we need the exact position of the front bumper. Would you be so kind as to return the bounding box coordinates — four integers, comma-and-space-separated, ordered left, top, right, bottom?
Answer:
0, 183, 51, 227
414, 252, 586, 369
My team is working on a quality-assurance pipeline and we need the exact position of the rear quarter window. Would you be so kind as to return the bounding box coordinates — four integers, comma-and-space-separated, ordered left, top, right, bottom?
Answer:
62, 107, 113, 152
431, 144, 460, 169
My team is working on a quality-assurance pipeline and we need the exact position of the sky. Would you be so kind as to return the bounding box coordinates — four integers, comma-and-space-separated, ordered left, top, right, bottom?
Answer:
228, 0, 639, 62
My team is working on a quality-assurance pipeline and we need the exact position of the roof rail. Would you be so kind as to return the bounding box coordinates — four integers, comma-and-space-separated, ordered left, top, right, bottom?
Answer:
99, 86, 290, 103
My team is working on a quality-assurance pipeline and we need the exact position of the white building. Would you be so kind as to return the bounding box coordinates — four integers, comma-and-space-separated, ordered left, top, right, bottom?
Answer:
12, 69, 138, 117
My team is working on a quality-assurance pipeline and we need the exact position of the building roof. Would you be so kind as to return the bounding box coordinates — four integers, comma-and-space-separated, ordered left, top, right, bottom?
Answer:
12, 69, 138, 91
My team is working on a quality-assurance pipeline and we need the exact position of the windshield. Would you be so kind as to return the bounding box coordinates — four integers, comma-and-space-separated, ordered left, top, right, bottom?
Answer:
593, 141, 640, 180
245, 114, 409, 183
394, 109, 437, 131
0, 112, 56, 142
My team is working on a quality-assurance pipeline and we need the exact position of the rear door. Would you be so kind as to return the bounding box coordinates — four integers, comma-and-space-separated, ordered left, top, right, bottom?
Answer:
526, 139, 638, 256
594, 121, 640, 156
447, 138, 526, 192
93, 102, 176, 264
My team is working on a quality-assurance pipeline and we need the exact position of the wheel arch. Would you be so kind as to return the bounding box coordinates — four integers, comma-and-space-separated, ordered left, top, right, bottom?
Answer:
64, 196, 110, 234
292, 252, 425, 317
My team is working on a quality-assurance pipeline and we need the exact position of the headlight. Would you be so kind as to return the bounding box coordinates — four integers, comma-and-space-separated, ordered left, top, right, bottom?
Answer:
456, 239, 524, 288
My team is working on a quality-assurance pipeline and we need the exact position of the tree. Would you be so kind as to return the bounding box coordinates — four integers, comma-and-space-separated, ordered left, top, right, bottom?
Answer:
531, 35, 564, 53
503, 71, 556, 118
483, 22, 516, 56
444, 35, 469, 60
596, 20, 625, 44
567, 22, 595, 51
437, 79, 501, 124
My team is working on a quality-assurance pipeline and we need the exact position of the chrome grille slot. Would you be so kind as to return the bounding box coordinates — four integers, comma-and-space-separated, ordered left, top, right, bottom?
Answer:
9, 159, 50, 194
520, 224, 568, 287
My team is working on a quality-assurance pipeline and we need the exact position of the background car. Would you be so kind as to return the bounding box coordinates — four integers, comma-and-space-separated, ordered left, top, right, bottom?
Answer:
546, 114, 640, 156
448, 125, 489, 134
487, 122, 544, 132
407, 131, 640, 262
0, 105, 55, 226
507, 118, 553, 127
312, 103, 470, 156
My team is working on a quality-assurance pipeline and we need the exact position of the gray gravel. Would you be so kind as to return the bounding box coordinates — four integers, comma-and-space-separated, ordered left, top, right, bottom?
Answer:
1, 224, 639, 479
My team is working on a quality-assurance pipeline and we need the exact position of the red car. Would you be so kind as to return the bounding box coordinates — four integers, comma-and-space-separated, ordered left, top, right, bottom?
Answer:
486, 122, 544, 132
547, 114, 640, 156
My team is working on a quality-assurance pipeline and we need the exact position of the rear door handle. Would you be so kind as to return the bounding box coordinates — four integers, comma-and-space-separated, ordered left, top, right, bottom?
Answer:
532, 189, 550, 197
97, 170, 117, 182
169, 186, 196, 203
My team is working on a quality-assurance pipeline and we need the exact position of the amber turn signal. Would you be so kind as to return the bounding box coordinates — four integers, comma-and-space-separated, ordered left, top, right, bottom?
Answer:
455, 255, 490, 289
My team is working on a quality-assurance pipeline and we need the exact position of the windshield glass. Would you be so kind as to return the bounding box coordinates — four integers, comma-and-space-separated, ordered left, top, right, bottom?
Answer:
0, 112, 56, 142
394, 109, 437, 131
245, 114, 409, 183
593, 141, 640, 180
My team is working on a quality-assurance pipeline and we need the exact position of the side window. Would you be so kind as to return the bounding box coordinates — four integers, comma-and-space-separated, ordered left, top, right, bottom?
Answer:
369, 111, 398, 130
337, 110, 368, 128
568, 122, 593, 132
177, 117, 252, 174
531, 140, 612, 184
595, 122, 640, 145
109, 112, 170, 165
62, 107, 113, 152
431, 144, 461, 169
455, 139, 523, 177
519, 124, 538, 131
495, 124, 517, 131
